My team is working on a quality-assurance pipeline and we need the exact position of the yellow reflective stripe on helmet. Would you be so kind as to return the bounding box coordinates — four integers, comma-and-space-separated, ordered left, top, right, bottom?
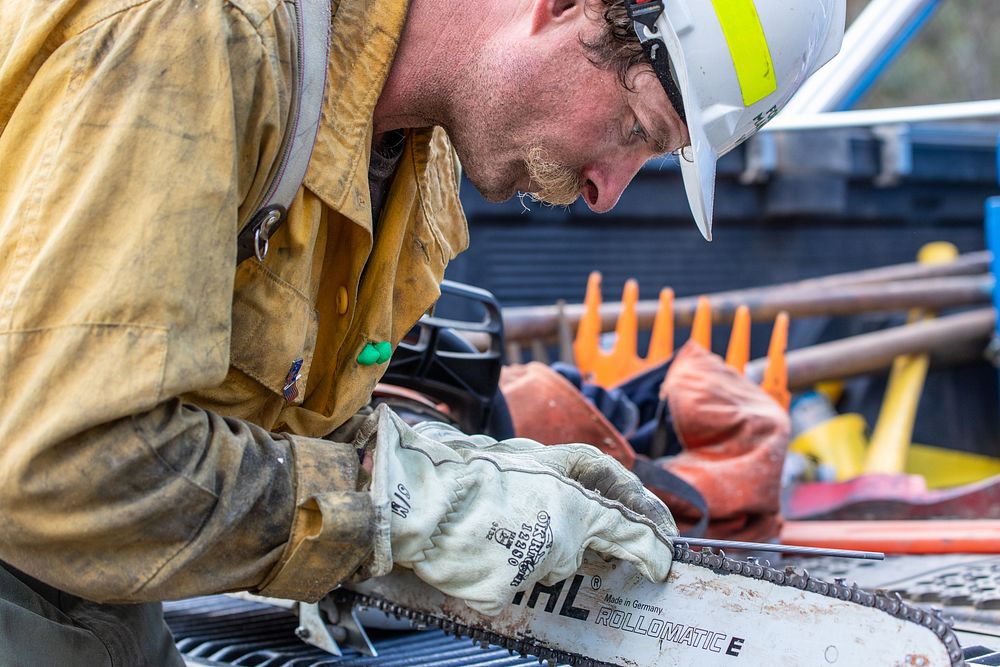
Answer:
710, 0, 777, 106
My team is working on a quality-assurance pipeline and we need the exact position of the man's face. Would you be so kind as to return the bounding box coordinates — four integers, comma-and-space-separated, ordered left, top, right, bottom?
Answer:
445, 3, 688, 213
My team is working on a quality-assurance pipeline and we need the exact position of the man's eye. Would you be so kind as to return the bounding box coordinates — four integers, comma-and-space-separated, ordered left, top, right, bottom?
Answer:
631, 120, 649, 143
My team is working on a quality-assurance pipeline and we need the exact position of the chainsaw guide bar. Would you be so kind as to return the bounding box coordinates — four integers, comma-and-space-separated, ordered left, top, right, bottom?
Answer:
338, 543, 964, 666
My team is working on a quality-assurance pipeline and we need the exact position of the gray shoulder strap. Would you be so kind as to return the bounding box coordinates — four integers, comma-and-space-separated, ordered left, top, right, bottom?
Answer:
236, 0, 331, 265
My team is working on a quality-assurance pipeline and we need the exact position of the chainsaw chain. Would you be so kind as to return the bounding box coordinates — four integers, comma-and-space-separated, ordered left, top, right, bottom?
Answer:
333, 587, 616, 667
677, 544, 964, 667
336, 542, 965, 667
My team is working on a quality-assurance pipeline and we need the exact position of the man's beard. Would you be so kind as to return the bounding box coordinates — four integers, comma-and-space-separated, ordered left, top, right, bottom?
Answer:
523, 146, 581, 206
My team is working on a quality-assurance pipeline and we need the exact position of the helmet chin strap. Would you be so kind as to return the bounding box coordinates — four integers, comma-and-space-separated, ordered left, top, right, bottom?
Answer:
623, 0, 687, 125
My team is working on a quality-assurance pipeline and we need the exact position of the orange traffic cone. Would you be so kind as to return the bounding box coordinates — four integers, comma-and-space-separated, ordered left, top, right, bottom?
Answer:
690, 296, 712, 350
761, 311, 790, 410
725, 305, 751, 374
574, 275, 672, 387
647, 287, 675, 366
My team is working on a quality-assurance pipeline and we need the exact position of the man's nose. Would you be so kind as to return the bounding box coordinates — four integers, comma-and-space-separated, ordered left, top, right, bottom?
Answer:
580, 153, 648, 213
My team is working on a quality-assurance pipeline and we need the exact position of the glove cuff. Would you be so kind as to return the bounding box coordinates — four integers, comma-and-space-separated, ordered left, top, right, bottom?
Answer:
364, 408, 395, 579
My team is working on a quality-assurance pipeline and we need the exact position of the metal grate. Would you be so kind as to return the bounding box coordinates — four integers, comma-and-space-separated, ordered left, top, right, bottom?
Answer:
165, 595, 540, 667
165, 591, 998, 666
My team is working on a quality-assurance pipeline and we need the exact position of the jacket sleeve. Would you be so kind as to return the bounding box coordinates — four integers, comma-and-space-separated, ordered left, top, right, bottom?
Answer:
0, 0, 372, 603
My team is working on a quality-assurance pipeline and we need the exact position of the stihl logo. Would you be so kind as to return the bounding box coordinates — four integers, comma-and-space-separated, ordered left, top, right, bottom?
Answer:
510, 574, 590, 621
511, 575, 746, 658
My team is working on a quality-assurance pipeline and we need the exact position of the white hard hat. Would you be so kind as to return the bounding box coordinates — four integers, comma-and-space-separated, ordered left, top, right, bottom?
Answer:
626, 0, 846, 240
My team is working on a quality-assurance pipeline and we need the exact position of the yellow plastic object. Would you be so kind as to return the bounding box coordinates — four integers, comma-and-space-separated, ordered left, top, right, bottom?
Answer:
918, 241, 962, 265
905, 444, 1000, 489
863, 242, 959, 474
789, 413, 869, 481
709, 0, 778, 106
725, 304, 751, 374
793, 420, 1000, 488
863, 354, 931, 474
815, 380, 845, 405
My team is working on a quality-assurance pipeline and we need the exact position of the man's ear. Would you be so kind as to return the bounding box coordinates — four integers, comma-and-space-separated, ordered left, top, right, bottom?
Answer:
530, 0, 583, 34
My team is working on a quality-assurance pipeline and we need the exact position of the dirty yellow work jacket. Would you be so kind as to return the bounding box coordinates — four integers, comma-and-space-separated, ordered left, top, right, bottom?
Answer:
0, 0, 468, 602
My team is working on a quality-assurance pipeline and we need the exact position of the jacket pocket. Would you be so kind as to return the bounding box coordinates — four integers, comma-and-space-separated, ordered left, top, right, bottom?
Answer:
229, 259, 318, 404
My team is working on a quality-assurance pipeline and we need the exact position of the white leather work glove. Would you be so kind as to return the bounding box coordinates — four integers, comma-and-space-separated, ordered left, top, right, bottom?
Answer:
357, 404, 677, 616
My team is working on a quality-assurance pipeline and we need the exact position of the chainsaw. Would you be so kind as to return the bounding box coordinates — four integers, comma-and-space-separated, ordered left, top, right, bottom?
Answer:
291, 544, 962, 666
296, 282, 963, 666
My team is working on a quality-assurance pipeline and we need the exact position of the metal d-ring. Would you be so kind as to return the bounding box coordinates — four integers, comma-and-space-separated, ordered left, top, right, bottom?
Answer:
254, 226, 269, 262
254, 209, 282, 261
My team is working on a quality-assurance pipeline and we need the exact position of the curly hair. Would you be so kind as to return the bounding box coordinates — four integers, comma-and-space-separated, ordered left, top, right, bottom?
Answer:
581, 0, 648, 90
580, 0, 691, 158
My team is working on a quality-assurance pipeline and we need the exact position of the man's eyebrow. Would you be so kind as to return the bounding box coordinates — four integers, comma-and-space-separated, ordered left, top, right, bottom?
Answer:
648, 110, 679, 154
650, 121, 675, 154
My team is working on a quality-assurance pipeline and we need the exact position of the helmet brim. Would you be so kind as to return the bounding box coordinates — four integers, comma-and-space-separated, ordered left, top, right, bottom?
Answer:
679, 106, 717, 243
655, 12, 717, 242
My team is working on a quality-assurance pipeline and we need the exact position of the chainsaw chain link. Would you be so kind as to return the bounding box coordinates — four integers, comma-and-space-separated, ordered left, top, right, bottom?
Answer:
336, 542, 965, 667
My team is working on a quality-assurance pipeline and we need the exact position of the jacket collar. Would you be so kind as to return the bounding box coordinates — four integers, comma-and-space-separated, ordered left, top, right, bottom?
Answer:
303, 0, 411, 232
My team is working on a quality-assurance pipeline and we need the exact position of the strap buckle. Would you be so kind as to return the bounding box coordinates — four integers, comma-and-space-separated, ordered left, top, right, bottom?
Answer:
624, 0, 688, 126
624, 0, 664, 30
